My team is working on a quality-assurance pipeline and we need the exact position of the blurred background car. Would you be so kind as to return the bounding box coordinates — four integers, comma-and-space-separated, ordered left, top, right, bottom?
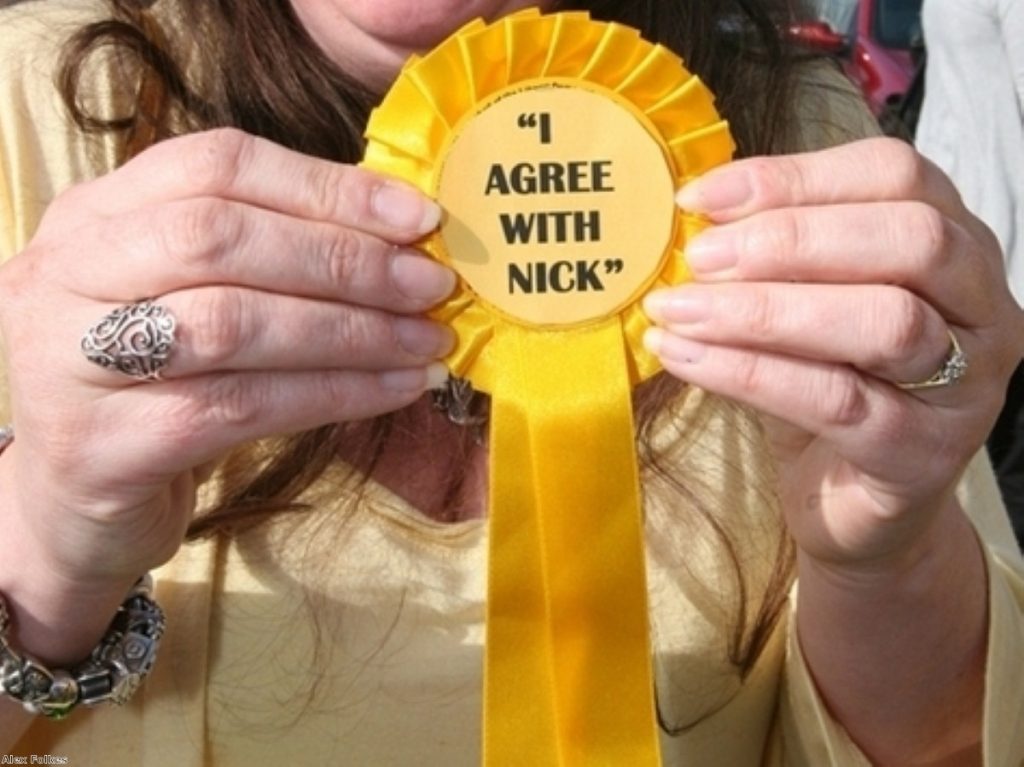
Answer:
792, 0, 924, 122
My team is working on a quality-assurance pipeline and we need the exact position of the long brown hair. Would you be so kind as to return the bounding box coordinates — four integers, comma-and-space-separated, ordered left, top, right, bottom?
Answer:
57, 0, 818, 696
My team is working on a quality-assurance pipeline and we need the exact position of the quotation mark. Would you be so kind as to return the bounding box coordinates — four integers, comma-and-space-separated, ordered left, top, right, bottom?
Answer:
517, 112, 552, 144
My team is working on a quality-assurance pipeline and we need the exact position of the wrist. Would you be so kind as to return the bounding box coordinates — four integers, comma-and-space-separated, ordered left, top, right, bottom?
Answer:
0, 566, 140, 669
0, 429, 142, 664
797, 491, 971, 587
795, 492, 988, 692
794, 495, 987, 764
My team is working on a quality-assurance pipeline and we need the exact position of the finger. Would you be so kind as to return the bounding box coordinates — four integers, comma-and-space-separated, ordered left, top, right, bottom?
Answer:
641, 332, 988, 485
677, 137, 971, 228
67, 129, 440, 241
644, 282, 953, 385
69, 199, 455, 312
77, 287, 456, 383
98, 365, 449, 476
679, 201, 999, 330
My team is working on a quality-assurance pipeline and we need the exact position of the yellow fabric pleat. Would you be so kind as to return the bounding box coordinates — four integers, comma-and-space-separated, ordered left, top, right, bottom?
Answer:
485, 320, 659, 766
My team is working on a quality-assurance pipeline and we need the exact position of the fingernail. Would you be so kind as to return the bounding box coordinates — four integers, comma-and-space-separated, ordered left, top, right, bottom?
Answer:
390, 251, 456, 304
380, 362, 449, 393
372, 182, 442, 233
642, 290, 710, 324
425, 362, 450, 389
685, 230, 738, 275
644, 327, 707, 364
394, 318, 455, 358
676, 169, 751, 214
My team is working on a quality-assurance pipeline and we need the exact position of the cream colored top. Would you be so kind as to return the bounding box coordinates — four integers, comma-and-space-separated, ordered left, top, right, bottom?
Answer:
2, 2, 1023, 765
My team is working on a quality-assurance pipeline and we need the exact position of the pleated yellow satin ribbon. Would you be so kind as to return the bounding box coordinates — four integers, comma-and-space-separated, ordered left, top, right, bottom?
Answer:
362, 10, 734, 765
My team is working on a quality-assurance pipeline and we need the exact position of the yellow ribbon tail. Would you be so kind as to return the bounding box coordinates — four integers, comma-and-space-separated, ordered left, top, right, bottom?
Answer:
484, 319, 661, 766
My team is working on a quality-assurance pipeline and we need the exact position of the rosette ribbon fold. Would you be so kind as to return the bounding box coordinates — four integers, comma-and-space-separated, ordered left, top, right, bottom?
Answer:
363, 10, 734, 765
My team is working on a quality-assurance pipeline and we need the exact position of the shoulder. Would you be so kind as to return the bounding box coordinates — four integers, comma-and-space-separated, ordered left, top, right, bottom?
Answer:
0, 0, 127, 259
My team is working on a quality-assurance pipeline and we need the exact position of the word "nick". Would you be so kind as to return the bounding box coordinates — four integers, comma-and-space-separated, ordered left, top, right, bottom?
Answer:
508, 259, 624, 294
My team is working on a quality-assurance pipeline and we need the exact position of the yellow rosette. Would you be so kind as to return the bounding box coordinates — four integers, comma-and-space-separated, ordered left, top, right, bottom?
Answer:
363, 9, 734, 765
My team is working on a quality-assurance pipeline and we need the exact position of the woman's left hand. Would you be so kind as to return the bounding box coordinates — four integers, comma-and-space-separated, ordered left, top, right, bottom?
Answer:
643, 136, 1024, 571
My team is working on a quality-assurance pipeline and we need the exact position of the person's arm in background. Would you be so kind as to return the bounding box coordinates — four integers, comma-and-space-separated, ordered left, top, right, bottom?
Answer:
998, 0, 1024, 116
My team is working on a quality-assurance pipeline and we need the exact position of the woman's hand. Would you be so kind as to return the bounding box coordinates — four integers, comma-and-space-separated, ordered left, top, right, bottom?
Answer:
643, 136, 1020, 763
644, 136, 1023, 571
0, 128, 454, 589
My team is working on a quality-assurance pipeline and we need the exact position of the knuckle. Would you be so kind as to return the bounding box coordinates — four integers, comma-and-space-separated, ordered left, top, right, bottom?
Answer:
312, 370, 355, 410
875, 138, 927, 197
160, 199, 240, 271
305, 161, 349, 220
739, 287, 781, 339
746, 157, 794, 204
183, 289, 247, 368
874, 290, 930, 365
905, 202, 951, 269
332, 308, 378, 357
817, 369, 869, 428
758, 209, 806, 261
732, 352, 768, 398
321, 228, 365, 288
184, 374, 265, 433
182, 128, 252, 195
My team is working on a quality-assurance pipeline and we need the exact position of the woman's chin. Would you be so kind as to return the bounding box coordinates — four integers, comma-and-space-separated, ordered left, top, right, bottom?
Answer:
342, 0, 549, 47
296, 0, 553, 91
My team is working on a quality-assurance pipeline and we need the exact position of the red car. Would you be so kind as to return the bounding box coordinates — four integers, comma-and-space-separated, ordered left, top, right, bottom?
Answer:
792, 0, 922, 116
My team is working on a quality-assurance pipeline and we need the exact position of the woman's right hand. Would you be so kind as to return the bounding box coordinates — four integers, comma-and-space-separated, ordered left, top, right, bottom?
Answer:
0, 128, 454, 592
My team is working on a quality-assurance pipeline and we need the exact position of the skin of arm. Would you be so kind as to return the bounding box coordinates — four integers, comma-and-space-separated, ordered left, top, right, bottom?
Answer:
796, 496, 987, 765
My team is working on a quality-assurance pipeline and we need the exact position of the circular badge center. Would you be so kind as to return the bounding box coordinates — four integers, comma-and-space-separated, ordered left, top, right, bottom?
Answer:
436, 84, 676, 327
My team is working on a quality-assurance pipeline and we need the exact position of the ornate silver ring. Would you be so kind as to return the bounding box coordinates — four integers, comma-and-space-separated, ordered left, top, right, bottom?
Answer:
81, 300, 177, 381
897, 328, 968, 391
